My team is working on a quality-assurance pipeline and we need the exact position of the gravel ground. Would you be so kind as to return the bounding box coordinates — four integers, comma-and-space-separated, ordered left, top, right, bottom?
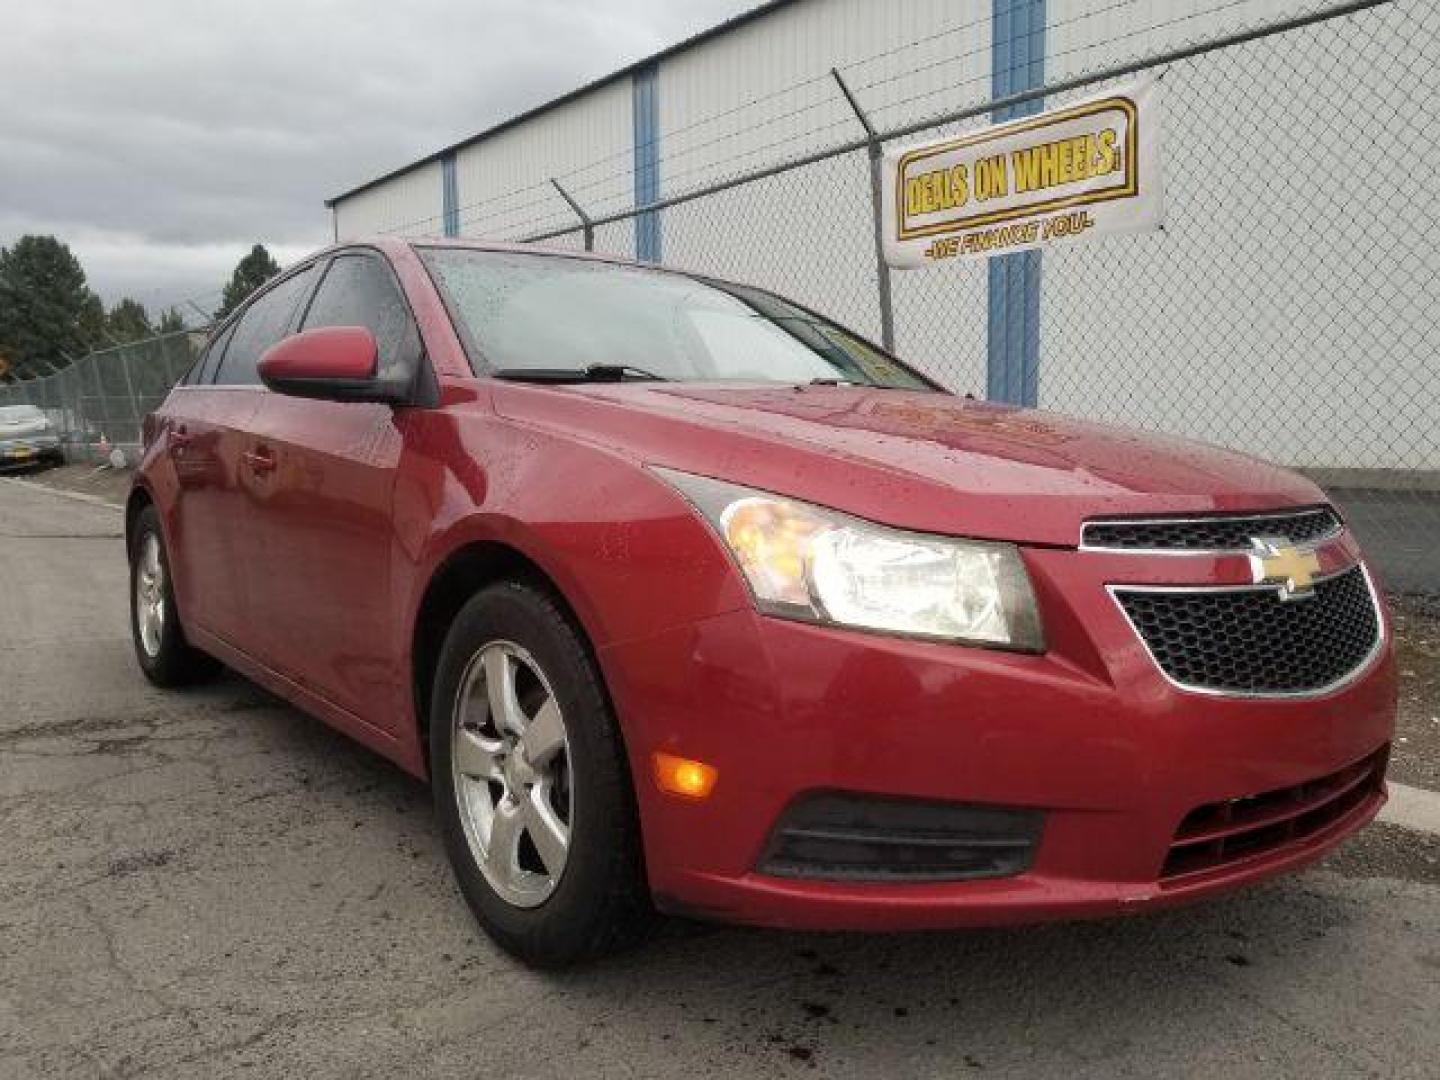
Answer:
1321, 821, 1440, 886
10, 460, 133, 506
1391, 593, 1440, 790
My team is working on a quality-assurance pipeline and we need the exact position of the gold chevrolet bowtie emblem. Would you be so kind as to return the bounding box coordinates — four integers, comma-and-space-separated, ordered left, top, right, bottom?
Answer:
1248, 537, 1322, 600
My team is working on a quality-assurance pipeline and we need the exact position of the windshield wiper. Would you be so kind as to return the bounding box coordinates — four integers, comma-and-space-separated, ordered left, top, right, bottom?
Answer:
490, 364, 669, 384
585, 363, 669, 381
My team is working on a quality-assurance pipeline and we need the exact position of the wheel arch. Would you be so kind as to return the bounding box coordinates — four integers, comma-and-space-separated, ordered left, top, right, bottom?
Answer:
124, 482, 154, 557
410, 539, 610, 773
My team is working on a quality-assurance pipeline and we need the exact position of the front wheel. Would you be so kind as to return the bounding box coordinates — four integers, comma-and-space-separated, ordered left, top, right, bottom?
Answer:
430, 581, 654, 967
129, 504, 220, 687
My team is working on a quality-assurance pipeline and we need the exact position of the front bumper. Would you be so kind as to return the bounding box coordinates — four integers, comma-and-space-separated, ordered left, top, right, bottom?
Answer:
600, 533, 1396, 930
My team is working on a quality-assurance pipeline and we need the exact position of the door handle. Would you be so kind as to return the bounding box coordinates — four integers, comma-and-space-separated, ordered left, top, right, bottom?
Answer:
243, 448, 277, 475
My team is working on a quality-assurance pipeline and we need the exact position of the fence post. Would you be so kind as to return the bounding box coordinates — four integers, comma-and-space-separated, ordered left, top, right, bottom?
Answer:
832, 68, 896, 353
88, 355, 107, 463
58, 367, 74, 460
117, 345, 143, 455
551, 178, 595, 251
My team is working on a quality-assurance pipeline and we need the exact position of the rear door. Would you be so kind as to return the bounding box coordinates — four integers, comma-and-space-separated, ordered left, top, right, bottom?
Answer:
243, 251, 420, 731
172, 265, 318, 647
162, 319, 237, 632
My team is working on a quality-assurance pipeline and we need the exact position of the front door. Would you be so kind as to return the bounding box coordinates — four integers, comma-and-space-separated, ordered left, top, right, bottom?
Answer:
242, 252, 422, 732
169, 266, 318, 645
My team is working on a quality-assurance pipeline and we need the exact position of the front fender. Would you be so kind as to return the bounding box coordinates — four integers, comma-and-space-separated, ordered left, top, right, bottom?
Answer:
388, 404, 754, 772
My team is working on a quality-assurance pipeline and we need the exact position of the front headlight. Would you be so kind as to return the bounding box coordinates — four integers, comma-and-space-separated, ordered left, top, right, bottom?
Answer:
656, 469, 1044, 651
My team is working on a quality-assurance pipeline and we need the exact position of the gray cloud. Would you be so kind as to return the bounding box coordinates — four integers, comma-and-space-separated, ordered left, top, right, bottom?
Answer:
0, 0, 754, 313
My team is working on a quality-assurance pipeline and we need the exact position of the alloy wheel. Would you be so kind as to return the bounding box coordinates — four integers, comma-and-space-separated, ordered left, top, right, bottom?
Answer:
451, 640, 573, 908
135, 533, 166, 658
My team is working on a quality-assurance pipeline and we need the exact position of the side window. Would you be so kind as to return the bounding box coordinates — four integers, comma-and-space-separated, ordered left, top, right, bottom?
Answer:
301, 255, 419, 377
214, 267, 317, 386
189, 321, 236, 385
178, 340, 207, 386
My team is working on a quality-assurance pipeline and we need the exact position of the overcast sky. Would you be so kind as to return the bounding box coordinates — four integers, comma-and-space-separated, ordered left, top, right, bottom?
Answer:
0, 0, 755, 316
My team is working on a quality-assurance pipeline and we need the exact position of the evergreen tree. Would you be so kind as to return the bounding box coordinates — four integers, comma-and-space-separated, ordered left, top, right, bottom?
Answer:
77, 292, 107, 352
156, 306, 186, 334
0, 235, 104, 374
106, 297, 154, 343
215, 244, 280, 319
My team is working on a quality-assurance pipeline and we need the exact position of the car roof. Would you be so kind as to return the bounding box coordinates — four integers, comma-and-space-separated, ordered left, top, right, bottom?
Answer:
319, 235, 643, 270
200, 237, 651, 345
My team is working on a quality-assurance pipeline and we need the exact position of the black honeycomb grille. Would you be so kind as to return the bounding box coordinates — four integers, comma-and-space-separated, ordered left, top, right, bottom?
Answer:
1083, 507, 1341, 552
1115, 565, 1379, 694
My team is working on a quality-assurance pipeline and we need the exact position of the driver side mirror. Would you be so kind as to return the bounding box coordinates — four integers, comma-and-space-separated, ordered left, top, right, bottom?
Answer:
259, 326, 410, 404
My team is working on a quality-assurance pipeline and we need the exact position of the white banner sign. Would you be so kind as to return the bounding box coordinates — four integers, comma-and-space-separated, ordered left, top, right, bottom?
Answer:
882, 75, 1163, 268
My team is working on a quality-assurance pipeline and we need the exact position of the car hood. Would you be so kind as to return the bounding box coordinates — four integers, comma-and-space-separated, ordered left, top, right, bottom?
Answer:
493, 382, 1325, 547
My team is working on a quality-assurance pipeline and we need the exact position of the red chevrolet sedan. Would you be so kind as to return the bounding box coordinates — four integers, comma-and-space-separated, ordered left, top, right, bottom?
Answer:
128, 238, 1395, 966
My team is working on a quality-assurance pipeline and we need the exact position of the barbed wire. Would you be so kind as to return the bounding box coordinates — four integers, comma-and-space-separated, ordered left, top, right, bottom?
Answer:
368, 0, 1311, 239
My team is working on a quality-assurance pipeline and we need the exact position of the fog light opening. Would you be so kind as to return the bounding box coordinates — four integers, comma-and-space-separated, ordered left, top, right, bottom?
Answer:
653, 752, 718, 799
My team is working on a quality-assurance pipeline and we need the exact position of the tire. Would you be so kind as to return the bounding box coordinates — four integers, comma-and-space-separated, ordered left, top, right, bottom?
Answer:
430, 580, 654, 967
129, 504, 220, 687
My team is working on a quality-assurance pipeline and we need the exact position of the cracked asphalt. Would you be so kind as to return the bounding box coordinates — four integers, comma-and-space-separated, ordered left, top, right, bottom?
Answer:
2, 478, 1439, 1079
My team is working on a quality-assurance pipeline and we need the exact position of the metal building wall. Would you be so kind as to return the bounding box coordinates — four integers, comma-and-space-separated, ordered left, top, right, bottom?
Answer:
653, 0, 992, 361
657, 0, 994, 167
324, 0, 1434, 472
1046, 0, 1341, 72
453, 79, 633, 241
332, 159, 444, 240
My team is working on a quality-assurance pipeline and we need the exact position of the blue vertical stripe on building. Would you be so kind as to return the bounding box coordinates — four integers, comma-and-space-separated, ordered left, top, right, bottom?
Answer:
440, 153, 459, 237
987, 0, 1045, 406
632, 62, 662, 262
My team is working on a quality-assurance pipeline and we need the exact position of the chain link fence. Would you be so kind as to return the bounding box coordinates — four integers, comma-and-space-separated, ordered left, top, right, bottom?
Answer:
525, 0, 1438, 594
1031, 0, 1438, 592
0, 330, 201, 461
4, 0, 1433, 593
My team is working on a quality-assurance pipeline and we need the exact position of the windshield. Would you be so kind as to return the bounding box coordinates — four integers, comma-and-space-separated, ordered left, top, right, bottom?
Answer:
420, 248, 935, 390
0, 406, 45, 422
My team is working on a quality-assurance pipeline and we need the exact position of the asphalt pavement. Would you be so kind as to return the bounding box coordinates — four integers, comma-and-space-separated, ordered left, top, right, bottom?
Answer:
1328, 488, 1440, 596
2, 478, 1438, 1079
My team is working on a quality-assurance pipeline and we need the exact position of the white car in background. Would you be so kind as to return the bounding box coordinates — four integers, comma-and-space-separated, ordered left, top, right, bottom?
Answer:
0, 405, 64, 470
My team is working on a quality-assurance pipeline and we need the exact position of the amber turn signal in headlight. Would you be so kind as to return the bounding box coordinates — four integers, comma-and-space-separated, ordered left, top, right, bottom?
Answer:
653, 752, 718, 799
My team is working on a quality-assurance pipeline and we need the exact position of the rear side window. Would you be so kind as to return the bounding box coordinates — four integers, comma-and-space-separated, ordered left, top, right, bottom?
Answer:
301, 255, 419, 377
214, 267, 317, 386
187, 321, 236, 385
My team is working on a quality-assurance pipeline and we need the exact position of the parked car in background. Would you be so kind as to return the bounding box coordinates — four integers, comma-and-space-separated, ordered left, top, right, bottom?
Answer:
127, 239, 1396, 967
0, 404, 64, 469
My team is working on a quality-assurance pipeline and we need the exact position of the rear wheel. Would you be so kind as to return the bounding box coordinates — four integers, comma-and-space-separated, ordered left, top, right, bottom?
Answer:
430, 581, 654, 967
129, 505, 220, 687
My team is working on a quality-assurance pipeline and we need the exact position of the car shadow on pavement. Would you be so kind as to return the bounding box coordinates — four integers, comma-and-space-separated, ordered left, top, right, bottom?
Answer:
540, 881, 1374, 1073
67, 669, 1418, 1078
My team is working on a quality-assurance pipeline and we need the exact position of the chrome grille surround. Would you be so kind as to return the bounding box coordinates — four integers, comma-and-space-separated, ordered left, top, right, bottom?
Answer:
1109, 563, 1385, 699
